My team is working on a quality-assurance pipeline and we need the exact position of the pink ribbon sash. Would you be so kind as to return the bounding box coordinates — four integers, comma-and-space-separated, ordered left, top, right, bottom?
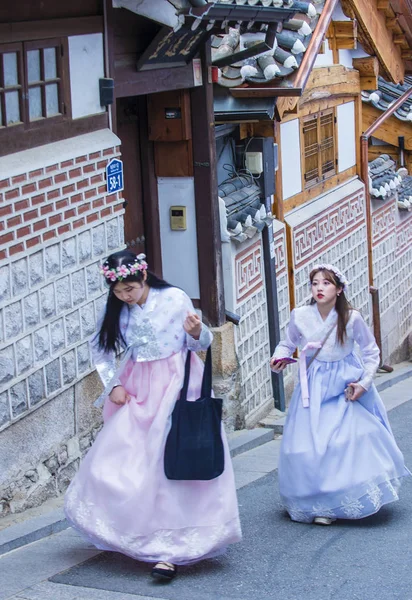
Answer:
299, 341, 322, 408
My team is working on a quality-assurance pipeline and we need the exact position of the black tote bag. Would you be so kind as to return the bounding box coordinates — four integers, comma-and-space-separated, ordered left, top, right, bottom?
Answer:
164, 347, 225, 481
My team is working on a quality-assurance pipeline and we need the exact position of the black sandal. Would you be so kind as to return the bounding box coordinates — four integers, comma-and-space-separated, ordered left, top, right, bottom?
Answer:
151, 561, 177, 581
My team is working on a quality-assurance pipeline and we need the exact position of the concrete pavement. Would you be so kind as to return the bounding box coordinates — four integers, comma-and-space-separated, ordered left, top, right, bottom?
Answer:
1, 362, 412, 600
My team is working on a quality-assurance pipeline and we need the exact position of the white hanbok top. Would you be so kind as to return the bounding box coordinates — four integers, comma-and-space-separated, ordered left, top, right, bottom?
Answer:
90, 286, 213, 405
272, 304, 380, 391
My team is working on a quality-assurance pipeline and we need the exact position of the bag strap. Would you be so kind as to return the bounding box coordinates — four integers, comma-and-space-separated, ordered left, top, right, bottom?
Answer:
180, 350, 192, 402
307, 324, 336, 369
179, 346, 213, 402
201, 347, 212, 398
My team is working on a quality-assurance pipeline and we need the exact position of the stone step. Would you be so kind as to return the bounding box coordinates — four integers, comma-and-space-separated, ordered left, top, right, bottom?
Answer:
258, 407, 286, 432
228, 427, 274, 458
0, 506, 68, 557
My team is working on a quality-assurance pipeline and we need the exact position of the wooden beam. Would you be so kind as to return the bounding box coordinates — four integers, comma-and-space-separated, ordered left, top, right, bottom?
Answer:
393, 34, 407, 45
355, 94, 363, 176
277, 67, 360, 118
331, 20, 358, 49
362, 103, 412, 149
353, 56, 379, 77
299, 66, 360, 104
0, 16, 103, 42
348, 0, 404, 83
367, 143, 398, 163
115, 64, 196, 98
138, 97, 163, 278
386, 17, 398, 30
377, 0, 390, 10
273, 120, 284, 222
190, 44, 225, 327
276, 95, 299, 120
353, 56, 379, 90
280, 96, 355, 122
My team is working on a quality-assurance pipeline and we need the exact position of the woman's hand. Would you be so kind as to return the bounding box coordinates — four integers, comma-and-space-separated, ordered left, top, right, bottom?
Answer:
270, 358, 288, 373
346, 382, 366, 401
109, 385, 131, 405
184, 312, 202, 340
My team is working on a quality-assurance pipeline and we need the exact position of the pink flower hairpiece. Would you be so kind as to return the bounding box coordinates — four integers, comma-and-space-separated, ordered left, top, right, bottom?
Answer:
99, 253, 148, 282
310, 263, 349, 291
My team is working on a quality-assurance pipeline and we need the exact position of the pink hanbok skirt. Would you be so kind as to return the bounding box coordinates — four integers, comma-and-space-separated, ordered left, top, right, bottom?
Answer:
64, 351, 242, 565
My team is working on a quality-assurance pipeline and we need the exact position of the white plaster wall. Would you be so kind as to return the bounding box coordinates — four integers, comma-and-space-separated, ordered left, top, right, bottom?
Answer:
314, 44, 334, 67
280, 119, 302, 200
157, 177, 200, 299
68, 33, 105, 119
337, 101, 356, 172
332, 3, 351, 20
338, 50, 354, 69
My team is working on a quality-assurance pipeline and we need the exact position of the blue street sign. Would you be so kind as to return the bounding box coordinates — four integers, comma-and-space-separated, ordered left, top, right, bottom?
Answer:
106, 158, 124, 194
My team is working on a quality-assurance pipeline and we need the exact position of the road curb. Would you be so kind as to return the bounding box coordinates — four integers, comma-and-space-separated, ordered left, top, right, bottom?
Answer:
0, 508, 69, 556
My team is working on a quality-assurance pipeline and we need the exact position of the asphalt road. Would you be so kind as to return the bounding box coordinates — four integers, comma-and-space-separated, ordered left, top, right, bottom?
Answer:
49, 399, 412, 600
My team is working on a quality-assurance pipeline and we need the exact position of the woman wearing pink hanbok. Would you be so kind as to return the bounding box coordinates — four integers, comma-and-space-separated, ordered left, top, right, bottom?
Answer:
64, 250, 241, 580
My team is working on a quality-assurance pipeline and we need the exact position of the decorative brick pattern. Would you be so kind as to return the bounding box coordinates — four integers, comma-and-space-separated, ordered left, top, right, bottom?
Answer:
288, 184, 370, 320
235, 241, 263, 303
372, 202, 397, 246
233, 239, 273, 422
273, 222, 290, 346
293, 190, 365, 269
0, 144, 124, 431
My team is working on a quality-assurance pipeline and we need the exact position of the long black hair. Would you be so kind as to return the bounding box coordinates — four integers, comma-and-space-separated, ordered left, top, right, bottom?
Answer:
309, 267, 353, 346
97, 250, 171, 353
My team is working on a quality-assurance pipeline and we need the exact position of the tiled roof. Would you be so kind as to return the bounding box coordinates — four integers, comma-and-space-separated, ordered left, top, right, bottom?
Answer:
218, 175, 273, 243
211, 0, 324, 88
362, 76, 412, 122
368, 154, 411, 211
397, 174, 412, 210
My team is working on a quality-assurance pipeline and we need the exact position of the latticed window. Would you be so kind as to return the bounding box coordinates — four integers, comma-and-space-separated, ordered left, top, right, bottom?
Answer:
302, 109, 336, 188
0, 39, 66, 131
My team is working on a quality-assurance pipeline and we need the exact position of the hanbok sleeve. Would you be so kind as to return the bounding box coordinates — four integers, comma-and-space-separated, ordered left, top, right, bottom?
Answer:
89, 309, 120, 390
181, 292, 213, 351
352, 312, 380, 390
271, 309, 301, 360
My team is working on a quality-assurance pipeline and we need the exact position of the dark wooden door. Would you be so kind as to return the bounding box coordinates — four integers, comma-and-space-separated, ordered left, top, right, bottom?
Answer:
116, 97, 146, 255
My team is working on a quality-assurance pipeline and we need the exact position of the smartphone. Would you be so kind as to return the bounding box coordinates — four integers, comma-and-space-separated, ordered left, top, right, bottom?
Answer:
273, 357, 297, 365
344, 385, 354, 400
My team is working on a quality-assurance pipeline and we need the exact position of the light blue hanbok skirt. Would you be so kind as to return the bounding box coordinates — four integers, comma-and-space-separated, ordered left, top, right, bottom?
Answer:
279, 352, 410, 522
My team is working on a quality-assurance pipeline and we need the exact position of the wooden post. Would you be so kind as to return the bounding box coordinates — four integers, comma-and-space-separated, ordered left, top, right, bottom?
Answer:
191, 43, 225, 327
262, 220, 286, 411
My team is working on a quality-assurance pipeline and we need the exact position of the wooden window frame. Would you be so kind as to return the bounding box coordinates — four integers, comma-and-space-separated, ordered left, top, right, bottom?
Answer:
301, 108, 337, 190
0, 38, 70, 134
0, 29, 107, 157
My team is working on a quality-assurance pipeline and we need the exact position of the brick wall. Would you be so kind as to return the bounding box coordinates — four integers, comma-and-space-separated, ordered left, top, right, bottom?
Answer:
0, 130, 124, 432
286, 178, 370, 321
372, 197, 412, 361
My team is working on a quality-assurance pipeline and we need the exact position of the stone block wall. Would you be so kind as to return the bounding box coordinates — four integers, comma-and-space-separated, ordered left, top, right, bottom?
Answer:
372, 197, 412, 362
0, 129, 124, 515
231, 237, 274, 427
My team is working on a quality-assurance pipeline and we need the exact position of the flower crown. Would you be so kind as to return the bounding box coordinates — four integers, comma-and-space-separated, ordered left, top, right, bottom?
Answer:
99, 253, 148, 282
310, 263, 349, 291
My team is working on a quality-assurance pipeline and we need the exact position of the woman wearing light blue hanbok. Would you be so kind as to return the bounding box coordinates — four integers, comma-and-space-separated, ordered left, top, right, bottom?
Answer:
270, 264, 409, 525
